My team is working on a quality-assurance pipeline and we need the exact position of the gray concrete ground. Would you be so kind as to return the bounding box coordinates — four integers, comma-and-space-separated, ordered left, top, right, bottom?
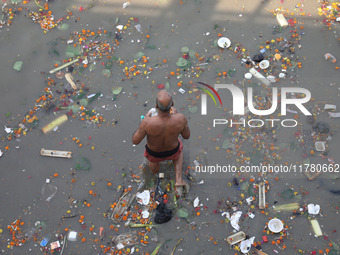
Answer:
0, 0, 339, 254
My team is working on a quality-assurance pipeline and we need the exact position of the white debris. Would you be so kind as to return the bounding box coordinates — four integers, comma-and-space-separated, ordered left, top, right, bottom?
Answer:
135, 24, 142, 33
245, 196, 254, 205
116, 25, 123, 30
193, 197, 199, 208
308, 204, 320, 215
141, 210, 150, 219
178, 88, 185, 94
116, 243, 124, 250
136, 190, 150, 205
122, 1, 130, 9
329, 112, 340, 118
240, 236, 255, 254
222, 211, 242, 231
324, 104, 336, 110
4, 126, 13, 134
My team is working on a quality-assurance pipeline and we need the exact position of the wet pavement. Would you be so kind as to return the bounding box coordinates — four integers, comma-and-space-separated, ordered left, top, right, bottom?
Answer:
0, 0, 340, 254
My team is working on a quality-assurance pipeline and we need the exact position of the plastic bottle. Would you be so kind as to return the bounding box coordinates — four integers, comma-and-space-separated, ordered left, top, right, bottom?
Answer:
41, 179, 57, 202
155, 173, 164, 199
40, 234, 51, 247
259, 48, 267, 54
276, 13, 288, 27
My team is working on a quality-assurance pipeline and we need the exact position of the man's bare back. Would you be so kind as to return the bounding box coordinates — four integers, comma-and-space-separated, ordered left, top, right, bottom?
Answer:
132, 90, 190, 190
139, 112, 189, 152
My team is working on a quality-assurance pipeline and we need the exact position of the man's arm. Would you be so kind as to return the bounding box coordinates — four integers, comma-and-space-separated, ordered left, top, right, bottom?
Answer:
132, 120, 147, 145
181, 116, 190, 139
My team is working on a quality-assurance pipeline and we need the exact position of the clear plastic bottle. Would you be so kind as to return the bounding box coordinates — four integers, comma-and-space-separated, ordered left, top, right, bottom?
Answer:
41, 179, 57, 202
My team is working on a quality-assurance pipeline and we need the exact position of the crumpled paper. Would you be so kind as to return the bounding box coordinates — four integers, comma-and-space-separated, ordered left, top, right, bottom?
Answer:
136, 190, 150, 205
222, 211, 242, 231
141, 210, 150, 219
240, 237, 255, 254
308, 204, 320, 215
193, 197, 199, 208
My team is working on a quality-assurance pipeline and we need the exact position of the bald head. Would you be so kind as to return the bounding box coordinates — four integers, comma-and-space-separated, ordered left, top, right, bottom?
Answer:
156, 90, 173, 112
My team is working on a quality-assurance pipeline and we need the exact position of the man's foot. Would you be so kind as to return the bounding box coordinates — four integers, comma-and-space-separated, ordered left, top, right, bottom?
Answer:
175, 182, 190, 197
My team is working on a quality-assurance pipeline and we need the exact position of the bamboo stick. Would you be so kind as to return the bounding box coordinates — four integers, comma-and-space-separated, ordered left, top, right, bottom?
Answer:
41, 114, 68, 134
49, 58, 79, 74
65, 73, 77, 90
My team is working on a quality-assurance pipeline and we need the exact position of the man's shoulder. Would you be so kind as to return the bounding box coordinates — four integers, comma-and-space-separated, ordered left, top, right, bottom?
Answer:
172, 113, 187, 121
142, 115, 162, 126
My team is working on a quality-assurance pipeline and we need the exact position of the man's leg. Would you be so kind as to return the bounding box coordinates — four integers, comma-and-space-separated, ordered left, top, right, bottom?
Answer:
149, 161, 161, 175
173, 150, 186, 187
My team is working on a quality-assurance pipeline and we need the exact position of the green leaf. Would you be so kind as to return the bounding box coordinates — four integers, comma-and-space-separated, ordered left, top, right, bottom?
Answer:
13, 61, 23, 71
188, 105, 198, 113
165, 81, 170, 90
66, 45, 81, 57
331, 241, 340, 251
281, 189, 295, 199
102, 69, 111, 77
189, 50, 196, 58
79, 98, 88, 107
112, 86, 123, 95
181, 47, 189, 53
134, 52, 145, 59
57, 23, 69, 31
176, 58, 189, 67
177, 208, 189, 219
222, 139, 230, 149
146, 45, 156, 49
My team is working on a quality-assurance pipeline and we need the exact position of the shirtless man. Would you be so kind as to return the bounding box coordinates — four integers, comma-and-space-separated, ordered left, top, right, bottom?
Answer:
132, 90, 190, 190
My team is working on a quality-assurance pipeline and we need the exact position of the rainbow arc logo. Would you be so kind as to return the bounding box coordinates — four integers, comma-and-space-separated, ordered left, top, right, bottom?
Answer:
197, 82, 222, 111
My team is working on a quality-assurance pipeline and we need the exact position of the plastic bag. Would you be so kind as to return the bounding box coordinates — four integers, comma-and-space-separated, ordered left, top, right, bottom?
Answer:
154, 201, 172, 224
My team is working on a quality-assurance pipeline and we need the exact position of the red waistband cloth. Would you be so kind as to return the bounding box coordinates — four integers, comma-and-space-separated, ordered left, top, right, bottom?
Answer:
144, 139, 183, 163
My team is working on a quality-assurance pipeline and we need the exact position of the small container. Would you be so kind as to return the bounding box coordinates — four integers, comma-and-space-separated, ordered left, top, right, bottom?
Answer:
67, 231, 77, 241
227, 231, 246, 245
262, 236, 268, 243
279, 73, 286, 78
315, 142, 325, 152
259, 60, 270, 69
268, 218, 283, 233
217, 37, 231, 48
244, 73, 252, 79
50, 241, 60, 250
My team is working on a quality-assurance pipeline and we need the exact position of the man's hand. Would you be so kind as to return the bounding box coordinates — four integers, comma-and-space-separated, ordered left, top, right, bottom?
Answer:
132, 120, 147, 145
145, 111, 152, 118
171, 106, 177, 114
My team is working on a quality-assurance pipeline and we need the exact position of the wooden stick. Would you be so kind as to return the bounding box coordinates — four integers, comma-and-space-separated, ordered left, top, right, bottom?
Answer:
254, 249, 269, 255
40, 148, 72, 159
49, 58, 79, 74
64, 73, 77, 90
258, 182, 266, 210
170, 238, 182, 255
41, 114, 68, 134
